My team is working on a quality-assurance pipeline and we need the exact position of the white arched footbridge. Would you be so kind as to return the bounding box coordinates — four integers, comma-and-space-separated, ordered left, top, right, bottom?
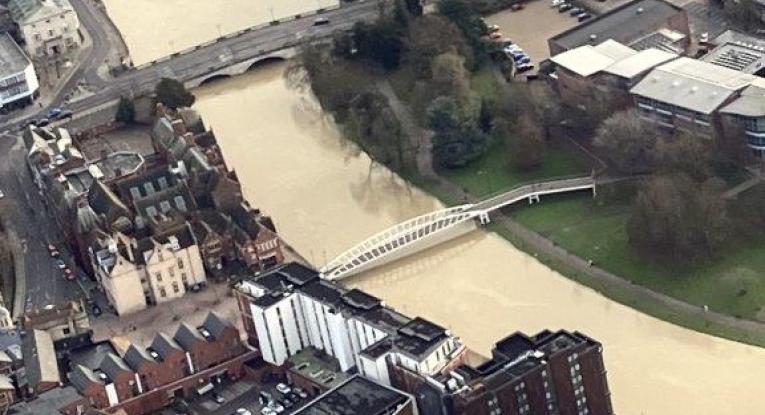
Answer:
320, 176, 596, 280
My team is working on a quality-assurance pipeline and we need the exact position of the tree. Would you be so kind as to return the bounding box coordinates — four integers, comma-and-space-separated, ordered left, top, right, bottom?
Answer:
346, 91, 407, 168
437, 0, 490, 66
155, 78, 195, 109
404, 0, 424, 15
724, 0, 764, 32
627, 174, 729, 264
427, 95, 462, 133
352, 21, 404, 70
432, 125, 491, 168
430, 52, 472, 104
508, 112, 545, 171
115, 96, 135, 123
478, 97, 494, 133
594, 110, 657, 174
405, 15, 473, 77
655, 134, 714, 181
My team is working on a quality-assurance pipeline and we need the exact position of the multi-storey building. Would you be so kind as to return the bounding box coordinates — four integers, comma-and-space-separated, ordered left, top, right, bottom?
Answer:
0, 33, 38, 109
9, 0, 81, 58
412, 331, 613, 415
719, 79, 765, 159
236, 263, 466, 386
294, 375, 418, 415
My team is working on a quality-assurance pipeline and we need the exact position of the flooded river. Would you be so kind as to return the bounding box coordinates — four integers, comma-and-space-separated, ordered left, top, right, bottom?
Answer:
103, 0, 340, 66
101, 2, 765, 412
193, 65, 765, 415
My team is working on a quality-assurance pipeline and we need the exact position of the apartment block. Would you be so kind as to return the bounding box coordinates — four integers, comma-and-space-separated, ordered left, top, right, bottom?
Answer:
0, 33, 38, 109
9, 0, 82, 58
235, 263, 465, 386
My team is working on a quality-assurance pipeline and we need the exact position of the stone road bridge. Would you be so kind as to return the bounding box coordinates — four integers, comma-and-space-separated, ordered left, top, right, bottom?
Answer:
320, 176, 596, 281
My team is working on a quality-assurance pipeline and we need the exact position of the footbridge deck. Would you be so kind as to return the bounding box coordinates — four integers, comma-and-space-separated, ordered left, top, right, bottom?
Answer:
321, 176, 596, 280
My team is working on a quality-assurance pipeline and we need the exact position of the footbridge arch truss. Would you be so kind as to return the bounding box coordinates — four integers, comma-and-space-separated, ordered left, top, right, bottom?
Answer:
320, 205, 490, 281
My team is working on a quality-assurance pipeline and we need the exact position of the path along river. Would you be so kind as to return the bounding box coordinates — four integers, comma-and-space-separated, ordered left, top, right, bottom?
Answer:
102, 2, 765, 411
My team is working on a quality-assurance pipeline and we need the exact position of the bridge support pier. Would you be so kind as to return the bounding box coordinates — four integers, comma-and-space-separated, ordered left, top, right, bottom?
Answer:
527, 194, 540, 204
479, 212, 491, 225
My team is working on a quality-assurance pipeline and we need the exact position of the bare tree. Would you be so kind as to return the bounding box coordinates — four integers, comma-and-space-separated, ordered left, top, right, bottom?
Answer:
594, 110, 658, 174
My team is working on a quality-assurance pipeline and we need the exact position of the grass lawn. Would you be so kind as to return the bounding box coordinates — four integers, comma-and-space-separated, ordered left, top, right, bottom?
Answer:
508, 191, 765, 321
440, 140, 592, 197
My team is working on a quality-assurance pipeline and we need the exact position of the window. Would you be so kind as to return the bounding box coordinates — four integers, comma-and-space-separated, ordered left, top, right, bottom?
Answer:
172, 282, 180, 293
63, 327, 70, 335
155, 272, 162, 282
159, 287, 167, 298
168, 267, 175, 277
177, 258, 184, 269
48, 30, 54, 37
181, 273, 188, 283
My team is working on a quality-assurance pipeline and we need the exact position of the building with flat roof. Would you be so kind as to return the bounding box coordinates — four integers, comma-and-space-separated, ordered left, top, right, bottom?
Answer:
720, 79, 765, 159
548, 0, 689, 56
631, 56, 758, 136
235, 262, 465, 387
294, 375, 417, 415
0, 33, 37, 109
550, 41, 677, 111
702, 30, 765, 75
411, 330, 613, 415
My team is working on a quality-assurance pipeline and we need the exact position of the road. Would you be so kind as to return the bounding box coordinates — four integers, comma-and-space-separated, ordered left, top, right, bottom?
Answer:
0, 134, 85, 316
0, 0, 383, 312
2, 0, 383, 131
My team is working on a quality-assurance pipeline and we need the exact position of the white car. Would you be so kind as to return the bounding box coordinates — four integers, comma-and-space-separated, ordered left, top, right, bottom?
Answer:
236, 409, 253, 415
269, 402, 284, 414
551, 0, 565, 7
0, 190, 4, 199
260, 408, 274, 415
488, 24, 500, 32
275, 383, 291, 394
504, 44, 523, 54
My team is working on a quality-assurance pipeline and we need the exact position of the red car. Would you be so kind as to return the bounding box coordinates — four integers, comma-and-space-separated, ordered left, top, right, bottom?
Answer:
48, 244, 60, 257
63, 267, 75, 281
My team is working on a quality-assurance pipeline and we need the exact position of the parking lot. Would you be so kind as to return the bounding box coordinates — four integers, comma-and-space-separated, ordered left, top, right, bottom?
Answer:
485, 0, 581, 71
153, 379, 312, 415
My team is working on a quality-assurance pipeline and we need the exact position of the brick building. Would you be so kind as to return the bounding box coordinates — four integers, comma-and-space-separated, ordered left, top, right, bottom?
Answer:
410, 330, 612, 415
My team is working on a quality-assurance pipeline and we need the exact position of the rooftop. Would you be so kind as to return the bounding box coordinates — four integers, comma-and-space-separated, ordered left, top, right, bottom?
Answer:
630, 57, 757, 114
720, 78, 765, 117
702, 30, 765, 75
295, 375, 411, 415
550, 0, 684, 51
7, 386, 82, 415
9, 0, 74, 24
603, 47, 677, 78
0, 33, 30, 79
287, 347, 350, 390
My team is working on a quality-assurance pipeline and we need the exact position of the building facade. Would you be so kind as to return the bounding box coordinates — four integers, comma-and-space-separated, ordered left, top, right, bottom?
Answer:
0, 33, 38, 109
9, 0, 81, 58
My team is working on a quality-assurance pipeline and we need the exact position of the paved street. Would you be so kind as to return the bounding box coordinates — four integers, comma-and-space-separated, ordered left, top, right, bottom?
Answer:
0, 134, 86, 316
0, 0, 383, 131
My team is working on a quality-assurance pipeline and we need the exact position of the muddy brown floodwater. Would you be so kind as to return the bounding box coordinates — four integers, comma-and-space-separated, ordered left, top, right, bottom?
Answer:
103, 0, 340, 66
192, 64, 765, 415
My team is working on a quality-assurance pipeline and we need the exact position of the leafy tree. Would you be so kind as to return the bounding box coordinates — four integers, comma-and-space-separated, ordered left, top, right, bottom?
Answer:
437, 0, 490, 66
155, 78, 195, 109
432, 125, 491, 168
352, 21, 404, 70
404, 0, 424, 15
508, 112, 545, 171
627, 174, 729, 264
427, 95, 462, 132
405, 15, 473, 77
346, 91, 406, 168
115, 96, 135, 123
430, 52, 471, 104
594, 110, 657, 174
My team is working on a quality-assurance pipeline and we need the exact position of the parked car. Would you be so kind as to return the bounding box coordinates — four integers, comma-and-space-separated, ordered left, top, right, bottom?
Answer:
569, 7, 582, 16
489, 31, 503, 39
47, 108, 62, 119
236, 409, 253, 415
55, 259, 66, 269
57, 109, 73, 120
259, 408, 274, 415
558, 3, 573, 12
286, 392, 300, 402
91, 304, 102, 317
488, 24, 500, 32
516, 63, 535, 73
293, 387, 308, 399
276, 383, 291, 395
510, 3, 524, 10
503, 44, 523, 54
279, 399, 293, 409
268, 402, 284, 414
0, 190, 4, 199
259, 391, 272, 405
36, 118, 50, 127
699, 32, 709, 45
515, 56, 532, 65
551, 0, 564, 6
577, 12, 591, 21
211, 392, 225, 404
63, 268, 75, 281
313, 17, 329, 26
48, 244, 60, 257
